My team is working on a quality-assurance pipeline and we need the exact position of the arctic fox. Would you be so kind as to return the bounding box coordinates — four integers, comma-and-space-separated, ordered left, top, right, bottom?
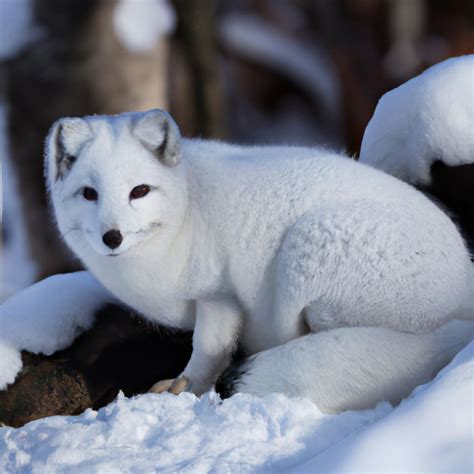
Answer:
1, 108, 472, 410
40, 108, 474, 397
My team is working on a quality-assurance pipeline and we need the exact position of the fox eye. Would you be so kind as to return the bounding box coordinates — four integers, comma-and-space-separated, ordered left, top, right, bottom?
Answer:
130, 184, 150, 200
83, 187, 98, 201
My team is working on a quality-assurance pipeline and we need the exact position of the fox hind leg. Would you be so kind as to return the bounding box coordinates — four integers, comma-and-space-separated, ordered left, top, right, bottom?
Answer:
216, 321, 474, 412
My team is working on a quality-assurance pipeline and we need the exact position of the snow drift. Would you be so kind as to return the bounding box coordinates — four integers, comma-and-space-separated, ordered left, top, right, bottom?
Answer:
360, 55, 474, 185
0, 343, 472, 473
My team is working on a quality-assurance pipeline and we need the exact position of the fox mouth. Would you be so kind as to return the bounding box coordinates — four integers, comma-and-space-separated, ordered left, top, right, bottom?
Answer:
140, 221, 162, 233
103, 222, 162, 257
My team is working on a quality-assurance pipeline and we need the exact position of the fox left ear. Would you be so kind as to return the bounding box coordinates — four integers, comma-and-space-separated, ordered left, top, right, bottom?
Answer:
132, 109, 181, 167
45, 117, 93, 182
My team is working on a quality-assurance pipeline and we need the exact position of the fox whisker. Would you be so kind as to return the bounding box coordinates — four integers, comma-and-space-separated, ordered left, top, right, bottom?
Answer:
62, 227, 80, 238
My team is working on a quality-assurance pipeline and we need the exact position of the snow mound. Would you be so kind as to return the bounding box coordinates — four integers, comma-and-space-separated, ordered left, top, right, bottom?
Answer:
0, 390, 390, 472
1, 344, 472, 473
360, 55, 474, 185
113, 0, 176, 53
295, 342, 474, 473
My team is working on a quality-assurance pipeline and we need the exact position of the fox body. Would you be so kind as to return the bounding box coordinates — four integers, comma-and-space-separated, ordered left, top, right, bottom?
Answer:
41, 109, 474, 397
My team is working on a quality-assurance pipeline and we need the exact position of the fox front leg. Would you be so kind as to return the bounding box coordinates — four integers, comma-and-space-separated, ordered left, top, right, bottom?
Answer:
150, 298, 241, 396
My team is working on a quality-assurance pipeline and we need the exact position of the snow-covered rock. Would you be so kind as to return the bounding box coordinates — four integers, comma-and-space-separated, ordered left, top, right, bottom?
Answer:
0, 343, 472, 473
0, 272, 115, 390
360, 55, 474, 185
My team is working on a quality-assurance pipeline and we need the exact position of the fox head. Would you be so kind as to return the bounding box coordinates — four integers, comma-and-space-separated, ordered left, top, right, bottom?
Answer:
45, 109, 188, 260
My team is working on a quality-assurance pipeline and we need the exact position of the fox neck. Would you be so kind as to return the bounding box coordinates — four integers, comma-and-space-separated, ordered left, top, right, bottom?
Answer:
81, 219, 193, 302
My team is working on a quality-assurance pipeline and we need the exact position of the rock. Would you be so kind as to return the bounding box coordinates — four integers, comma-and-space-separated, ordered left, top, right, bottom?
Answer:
0, 305, 192, 427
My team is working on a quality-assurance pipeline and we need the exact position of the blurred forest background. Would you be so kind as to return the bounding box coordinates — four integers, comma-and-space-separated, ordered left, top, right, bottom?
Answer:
1, 0, 473, 299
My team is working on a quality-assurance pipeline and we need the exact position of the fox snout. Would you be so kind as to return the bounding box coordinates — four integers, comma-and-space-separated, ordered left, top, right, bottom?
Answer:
102, 229, 123, 249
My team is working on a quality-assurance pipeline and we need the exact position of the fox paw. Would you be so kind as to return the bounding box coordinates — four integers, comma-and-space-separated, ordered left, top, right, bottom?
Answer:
149, 376, 190, 395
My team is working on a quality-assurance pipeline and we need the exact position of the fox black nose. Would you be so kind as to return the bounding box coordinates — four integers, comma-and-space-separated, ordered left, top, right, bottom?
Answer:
102, 229, 123, 249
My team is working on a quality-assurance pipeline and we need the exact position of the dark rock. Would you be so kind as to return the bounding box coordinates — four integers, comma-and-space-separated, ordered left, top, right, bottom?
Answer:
419, 161, 474, 256
0, 305, 192, 428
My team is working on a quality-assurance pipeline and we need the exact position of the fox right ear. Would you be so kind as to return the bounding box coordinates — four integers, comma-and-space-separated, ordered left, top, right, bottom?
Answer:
132, 109, 181, 167
45, 117, 93, 182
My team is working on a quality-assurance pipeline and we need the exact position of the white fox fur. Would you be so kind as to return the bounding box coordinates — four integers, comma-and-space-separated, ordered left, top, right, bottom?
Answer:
35, 108, 474, 403
229, 320, 474, 412
1, 107, 470, 406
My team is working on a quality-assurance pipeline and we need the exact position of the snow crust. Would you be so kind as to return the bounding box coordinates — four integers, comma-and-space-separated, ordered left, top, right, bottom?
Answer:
360, 55, 474, 184
113, 0, 176, 53
0, 344, 472, 473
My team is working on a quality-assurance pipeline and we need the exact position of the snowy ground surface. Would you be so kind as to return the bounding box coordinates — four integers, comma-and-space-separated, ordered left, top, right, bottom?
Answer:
0, 343, 472, 473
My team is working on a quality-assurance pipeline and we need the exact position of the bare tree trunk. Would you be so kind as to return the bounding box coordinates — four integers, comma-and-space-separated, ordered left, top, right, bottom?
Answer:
171, 0, 227, 138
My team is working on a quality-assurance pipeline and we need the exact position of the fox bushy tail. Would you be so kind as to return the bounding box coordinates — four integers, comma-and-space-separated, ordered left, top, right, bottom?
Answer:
219, 320, 474, 413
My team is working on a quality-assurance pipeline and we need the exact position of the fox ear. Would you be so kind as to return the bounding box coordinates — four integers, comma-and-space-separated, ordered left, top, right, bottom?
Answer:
46, 117, 93, 182
132, 109, 181, 167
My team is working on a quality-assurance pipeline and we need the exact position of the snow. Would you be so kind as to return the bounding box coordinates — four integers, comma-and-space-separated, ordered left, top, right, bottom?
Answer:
0, 272, 115, 389
0, 391, 388, 472
0, 344, 472, 473
219, 13, 343, 147
0, 0, 176, 57
0, 341, 22, 394
295, 342, 474, 473
0, 29, 472, 471
0, 0, 39, 60
0, 101, 37, 302
0, 0, 39, 301
113, 0, 176, 53
360, 55, 474, 184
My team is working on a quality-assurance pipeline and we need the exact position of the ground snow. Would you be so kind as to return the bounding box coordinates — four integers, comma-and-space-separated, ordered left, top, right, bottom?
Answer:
294, 342, 474, 473
1, 344, 472, 473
